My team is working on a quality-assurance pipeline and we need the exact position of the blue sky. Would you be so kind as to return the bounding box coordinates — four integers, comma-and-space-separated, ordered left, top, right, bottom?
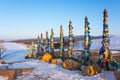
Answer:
0, 0, 120, 40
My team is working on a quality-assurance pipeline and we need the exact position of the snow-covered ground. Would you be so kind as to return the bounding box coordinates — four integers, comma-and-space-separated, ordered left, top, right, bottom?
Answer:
0, 59, 113, 80
0, 76, 8, 80
0, 36, 119, 80
1, 42, 27, 63
13, 59, 115, 80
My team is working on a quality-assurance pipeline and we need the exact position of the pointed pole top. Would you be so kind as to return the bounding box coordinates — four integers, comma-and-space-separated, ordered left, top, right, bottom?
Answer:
85, 16, 88, 22
46, 31, 48, 35
60, 25, 62, 28
51, 28, 54, 35
103, 8, 108, 18
41, 33, 42, 35
41, 33, 43, 38
104, 8, 108, 13
69, 20, 72, 25
46, 31, 48, 38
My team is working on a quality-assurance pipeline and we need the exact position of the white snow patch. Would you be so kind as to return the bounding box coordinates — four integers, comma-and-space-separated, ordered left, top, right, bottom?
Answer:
3, 42, 27, 50
8, 59, 40, 69
111, 51, 120, 54
1, 42, 27, 63
15, 60, 116, 80
0, 76, 8, 80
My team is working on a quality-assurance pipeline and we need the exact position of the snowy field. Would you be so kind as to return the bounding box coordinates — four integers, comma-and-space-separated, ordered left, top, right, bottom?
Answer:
15, 60, 115, 80
0, 59, 116, 80
0, 36, 120, 80
1, 42, 27, 63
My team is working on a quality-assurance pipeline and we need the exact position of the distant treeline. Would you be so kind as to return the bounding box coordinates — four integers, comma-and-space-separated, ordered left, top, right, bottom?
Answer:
11, 35, 102, 49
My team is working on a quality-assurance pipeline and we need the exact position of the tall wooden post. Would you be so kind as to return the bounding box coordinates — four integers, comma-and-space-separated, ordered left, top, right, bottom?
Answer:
40, 33, 44, 55
59, 25, 64, 58
98, 9, 112, 70
50, 28, 54, 54
31, 41, 36, 58
37, 35, 40, 55
45, 31, 49, 53
80, 17, 91, 65
68, 20, 74, 58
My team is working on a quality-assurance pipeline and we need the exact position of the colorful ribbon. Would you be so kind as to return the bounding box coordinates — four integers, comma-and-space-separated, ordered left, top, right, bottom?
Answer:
45, 31, 49, 52
80, 17, 91, 65
37, 33, 44, 55
59, 25, 64, 57
68, 20, 74, 57
50, 28, 54, 53
31, 41, 36, 55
